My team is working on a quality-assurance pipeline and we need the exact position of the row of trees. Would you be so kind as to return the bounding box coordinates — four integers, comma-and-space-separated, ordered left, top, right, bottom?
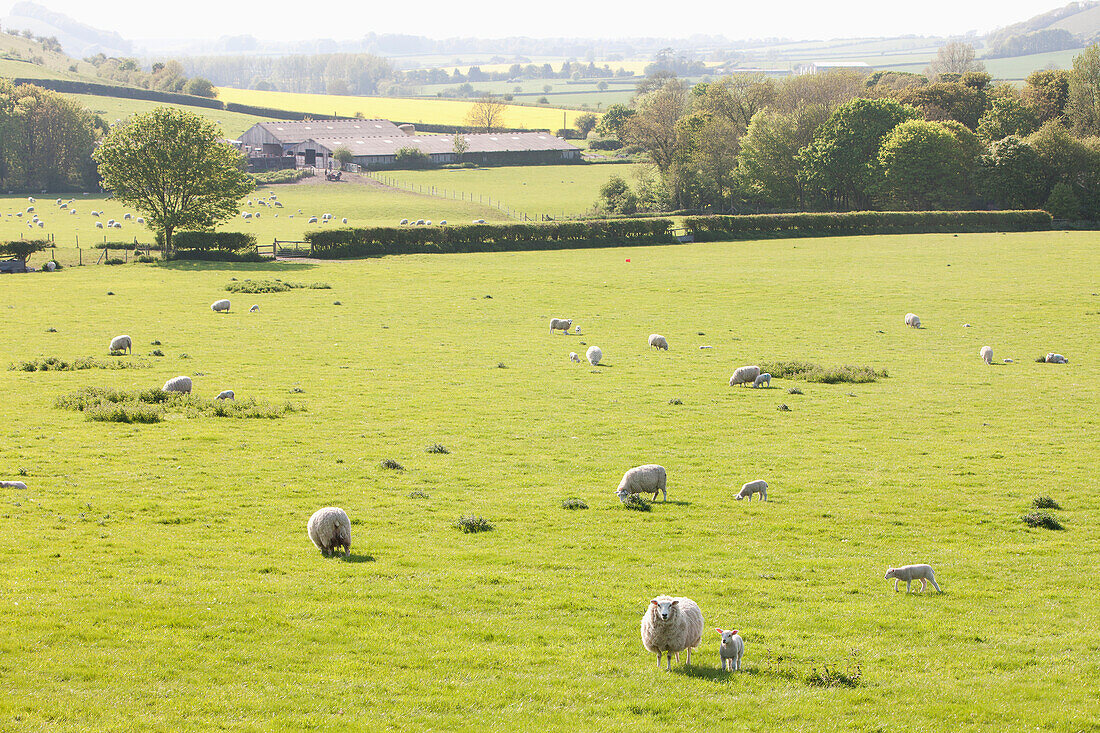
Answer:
85, 56, 216, 98
600, 43, 1100, 219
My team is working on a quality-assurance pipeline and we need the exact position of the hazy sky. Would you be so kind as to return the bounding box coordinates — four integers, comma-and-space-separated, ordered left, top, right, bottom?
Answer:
7, 0, 1069, 42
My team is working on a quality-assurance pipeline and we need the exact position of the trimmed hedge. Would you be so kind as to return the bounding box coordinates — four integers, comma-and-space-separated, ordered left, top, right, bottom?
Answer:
304, 219, 674, 258
12, 78, 223, 109
173, 231, 257, 253
684, 211, 1052, 240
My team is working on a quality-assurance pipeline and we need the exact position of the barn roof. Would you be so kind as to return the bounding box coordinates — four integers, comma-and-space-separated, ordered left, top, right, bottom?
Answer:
291, 132, 578, 156
251, 119, 404, 144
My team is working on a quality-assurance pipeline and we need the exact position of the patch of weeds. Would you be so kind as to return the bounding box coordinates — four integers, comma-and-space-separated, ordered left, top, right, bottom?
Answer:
17, 467, 28, 476
107, 292, 114, 295
425, 443, 449, 454
454, 515, 493, 533
380, 458, 405, 470
787, 387, 803, 395
562, 498, 588, 510
1035, 355, 1048, 363
225, 279, 291, 293
760, 361, 887, 384
57, 387, 301, 421
291, 386, 305, 393
668, 398, 683, 405
135, 255, 156, 263
84, 403, 164, 424
1022, 511, 1064, 530
408, 490, 430, 499
108, 349, 128, 357
496, 362, 507, 369
150, 340, 161, 346
188, 398, 303, 419
622, 494, 651, 512
806, 663, 862, 688
307, 282, 331, 289
151, 350, 164, 357
333, 301, 342, 306
105, 258, 125, 266
46, 327, 57, 332
777, 404, 791, 411
10, 357, 149, 372
1032, 496, 1061, 510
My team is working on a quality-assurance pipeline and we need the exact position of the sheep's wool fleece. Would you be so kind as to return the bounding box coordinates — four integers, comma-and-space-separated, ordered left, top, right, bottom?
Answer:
641, 596, 704, 654
162, 376, 192, 393
307, 506, 352, 556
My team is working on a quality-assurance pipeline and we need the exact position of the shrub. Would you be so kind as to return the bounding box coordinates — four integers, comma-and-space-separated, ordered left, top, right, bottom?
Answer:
394, 147, 434, 169
173, 231, 256, 254
1022, 511, 1064, 529
561, 498, 588, 510
84, 403, 164, 423
684, 211, 1052, 241
622, 494, 651, 511
56, 387, 301, 420
426, 444, 450, 454
225, 279, 291, 293
151, 350, 164, 357
9, 357, 148, 372
380, 458, 405, 470
588, 138, 624, 151
250, 168, 312, 185
454, 515, 494, 533
105, 258, 125, 265
1032, 496, 1061, 510
760, 361, 888, 384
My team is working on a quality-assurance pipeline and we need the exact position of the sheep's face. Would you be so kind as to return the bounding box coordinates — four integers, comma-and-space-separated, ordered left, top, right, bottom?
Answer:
615, 488, 630, 502
884, 568, 896, 579
652, 598, 678, 620
717, 629, 738, 646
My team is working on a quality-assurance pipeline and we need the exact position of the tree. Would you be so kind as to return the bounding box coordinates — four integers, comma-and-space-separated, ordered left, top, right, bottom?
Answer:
1067, 44, 1100, 134
332, 146, 354, 168
465, 95, 507, 132
182, 77, 216, 98
926, 42, 985, 78
693, 74, 777, 128
1044, 181, 1081, 219
1024, 69, 1071, 124
575, 112, 598, 136
93, 107, 253, 254
394, 147, 432, 168
595, 103, 635, 137
622, 81, 687, 174
977, 96, 1039, 142
597, 175, 638, 214
876, 119, 978, 210
894, 80, 987, 129
737, 107, 827, 210
0, 239, 47, 267
977, 136, 1045, 209
452, 132, 469, 161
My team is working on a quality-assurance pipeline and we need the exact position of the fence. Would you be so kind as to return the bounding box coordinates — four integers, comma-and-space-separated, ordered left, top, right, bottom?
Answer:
260, 240, 312, 258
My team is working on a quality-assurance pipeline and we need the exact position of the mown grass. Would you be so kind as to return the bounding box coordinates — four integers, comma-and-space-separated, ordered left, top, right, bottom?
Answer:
0, 232, 1097, 730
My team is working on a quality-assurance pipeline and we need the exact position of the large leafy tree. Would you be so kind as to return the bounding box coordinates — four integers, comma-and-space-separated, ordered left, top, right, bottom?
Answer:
876, 119, 978, 210
1024, 69, 1072, 124
977, 136, 1045, 209
1067, 44, 1100, 135
93, 107, 253, 253
977, 96, 1040, 142
737, 107, 827, 210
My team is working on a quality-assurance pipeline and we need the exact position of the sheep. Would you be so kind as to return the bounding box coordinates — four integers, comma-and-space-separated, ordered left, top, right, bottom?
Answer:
123, 213, 132, 220
426, 220, 432, 226
735, 479, 767, 501
752, 373, 771, 388
616, 464, 667, 502
307, 506, 352, 557
574, 326, 581, 335
112, 222, 122, 229
70, 209, 77, 215
549, 318, 573, 334
1045, 353, 1068, 364
249, 304, 259, 313
109, 334, 132, 354
980, 346, 993, 365
716, 629, 744, 672
640, 595, 704, 671
0, 480, 28, 490
586, 345, 602, 366
569, 352, 581, 363
215, 390, 235, 401
45, 261, 55, 271
308, 216, 318, 224
137, 217, 145, 224
415, 219, 425, 226
440, 220, 447, 225
399, 218, 408, 225
884, 564, 942, 593
341, 218, 348, 224
162, 375, 192, 393
273, 201, 283, 208
242, 212, 252, 219
107, 219, 116, 227
649, 334, 669, 350
905, 313, 921, 328
95, 222, 103, 229
729, 365, 761, 387
211, 299, 231, 313
472, 218, 486, 224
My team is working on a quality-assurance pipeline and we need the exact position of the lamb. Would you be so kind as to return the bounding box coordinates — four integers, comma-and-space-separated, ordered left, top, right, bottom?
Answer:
211, 299, 231, 313
109, 334, 132, 354
649, 334, 669, 350
905, 313, 921, 328
640, 595, 704, 671
735, 479, 767, 501
616, 464, 667, 502
1045, 353, 1068, 364
586, 345, 602, 366
549, 318, 573, 334
307, 506, 352, 557
980, 346, 993, 365
0, 480, 28, 490
729, 365, 761, 387
162, 375, 192, 393
249, 304, 259, 312
716, 629, 744, 672
215, 390, 235, 401
884, 564, 941, 593
569, 352, 581, 363
753, 373, 771, 388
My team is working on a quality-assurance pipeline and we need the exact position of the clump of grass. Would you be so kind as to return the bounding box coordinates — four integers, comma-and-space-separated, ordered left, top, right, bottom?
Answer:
151, 350, 164, 357
1022, 511, 1064, 530
178, 353, 190, 359
46, 327, 57, 332
307, 282, 331, 289
84, 402, 164, 424
787, 387, 803, 395
777, 404, 791, 411
622, 494, 651, 511
1035, 355, 1048, 363
225, 279, 291, 293
426, 444, 449, 454
380, 458, 405, 470
408, 490, 430, 499
668, 397, 683, 405
188, 398, 304, 419
1032, 496, 1061, 510
496, 362, 507, 369
333, 301, 342, 305
150, 340, 161, 346
562, 498, 588, 510
806, 663, 862, 688
454, 515, 493, 533
17, 467, 28, 476
760, 361, 887, 384
56, 387, 301, 420
10, 357, 149, 372
108, 349, 128, 356
291, 386, 305, 393
105, 258, 125, 266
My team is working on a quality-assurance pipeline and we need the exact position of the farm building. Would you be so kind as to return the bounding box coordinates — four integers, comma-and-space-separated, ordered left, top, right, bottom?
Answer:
795, 61, 872, 75
237, 119, 581, 170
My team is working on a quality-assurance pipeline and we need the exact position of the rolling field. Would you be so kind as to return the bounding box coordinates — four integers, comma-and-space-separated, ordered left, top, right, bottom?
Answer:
214, 87, 593, 130
1, 232, 1098, 730
66, 94, 267, 139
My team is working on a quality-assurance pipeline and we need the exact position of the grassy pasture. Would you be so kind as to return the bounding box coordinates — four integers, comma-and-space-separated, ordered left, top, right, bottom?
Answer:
1, 232, 1098, 730
65, 93, 267, 138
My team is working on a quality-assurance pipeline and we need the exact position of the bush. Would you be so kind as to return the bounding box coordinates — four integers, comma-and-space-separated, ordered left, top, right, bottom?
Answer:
684, 211, 1053, 241
9, 356, 148, 372
173, 231, 256, 254
250, 168, 312, 185
225, 279, 291, 293
394, 147, 434, 169
408, 490, 430, 499
454, 515, 494, 533
151, 350, 164, 357
668, 397, 683, 405
56, 387, 301, 420
426, 444, 450, 454
561, 498, 588, 509
84, 403, 164, 423
588, 138, 624, 151
1032, 496, 1061, 510
1022, 511, 1064, 530
759, 361, 887, 384
622, 494, 651, 511
380, 458, 405, 470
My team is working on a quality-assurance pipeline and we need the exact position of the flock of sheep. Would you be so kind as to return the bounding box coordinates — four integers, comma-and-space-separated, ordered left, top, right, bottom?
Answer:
906, 312, 1069, 366
3, 196, 144, 231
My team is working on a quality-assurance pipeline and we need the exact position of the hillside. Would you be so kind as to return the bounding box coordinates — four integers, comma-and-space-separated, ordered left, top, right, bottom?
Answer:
1, 0, 131, 57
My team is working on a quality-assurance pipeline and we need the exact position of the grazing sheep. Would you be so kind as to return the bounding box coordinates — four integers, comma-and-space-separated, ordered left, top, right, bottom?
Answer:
729, 365, 761, 387
341, 218, 348, 224
716, 629, 744, 672
249, 304, 259, 312
440, 220, 447, 225
70, 209, 77, 215
649, 334, 669, 350
211, 299, 231, 313
586, 345, 602, 366
136, 217, 145, 224
0, 480, 28, 490
112, 222, 122, 229
308, 216, 318, 224
123, 213, 132, 220
753, 373, 771, 388
162, 375, 192, 393
426, 220, 432, 226
109, 334, 132, 354
107, 219, 115, 227
616, 464, 667, 502
905, 313, 921, 328
307, 506, 352, 558
640, 596, 704, 671
735, 479, 767, 502
45, 261, 55, 271
549, 318, 573, 334
399, 218, 408, 225
472, 218, 486, 224
980, 346, 993, 365
884, 564, 941, 593
1045, 353, 1068, 364
569, 352, 581, 363
415, 219, 425, 226
242, 212, 252, 219
95, 222, 103, 229
215, 390, 235, 401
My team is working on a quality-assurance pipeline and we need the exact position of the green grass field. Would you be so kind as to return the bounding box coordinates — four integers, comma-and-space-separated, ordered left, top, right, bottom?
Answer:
65, 94, 266, 139
1, 231, 1098, 730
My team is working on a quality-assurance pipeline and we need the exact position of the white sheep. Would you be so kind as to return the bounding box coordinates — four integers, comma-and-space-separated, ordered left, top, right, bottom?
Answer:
574, 326, 581, 335
415, 219, 425, 226
586, 345, 602, 366
70, 209, 77, 215
308, 216, 318, 224
215, 390, 235, 401
1045, 353, 1068, 364
640, 596, 704, 671
399, 218, 408, 225
162, 375, 192, 393
341, 218, 348, 224
112, 222, 122, 229
649, 334, 669, 350
123, 213, 132, 220
249, 304, 259, 313
616, 464, 667, 502
472, 218, 485, 224
211, 299, 231, 313
307, 506, 352, 557
549, 318, 573, 334
95, 222, 103, 229
716, 629, 744, 672
753, 373, 771, 388
440, 220, 447, 225
569, 352, 581, 363
0, 480, 28, 490
905, 313, 921, 328
980, 346, 993, 365
109, 334, 132, 354
426, 220, 432, 226
735, 479, 767, 501
136, 217, 145, 224
884, 564, 941, 593
242, 212, 252, 219
729, 365, 761, 387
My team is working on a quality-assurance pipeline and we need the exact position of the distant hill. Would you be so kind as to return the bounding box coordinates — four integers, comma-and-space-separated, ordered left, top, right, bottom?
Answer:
987, 2, 1100, 56
1, 1, 132, 58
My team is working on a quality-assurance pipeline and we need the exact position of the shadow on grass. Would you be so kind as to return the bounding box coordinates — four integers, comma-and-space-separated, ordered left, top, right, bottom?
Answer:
675, 665, 762, 681
343, 553, 376, 563
157, 261, 318, 272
